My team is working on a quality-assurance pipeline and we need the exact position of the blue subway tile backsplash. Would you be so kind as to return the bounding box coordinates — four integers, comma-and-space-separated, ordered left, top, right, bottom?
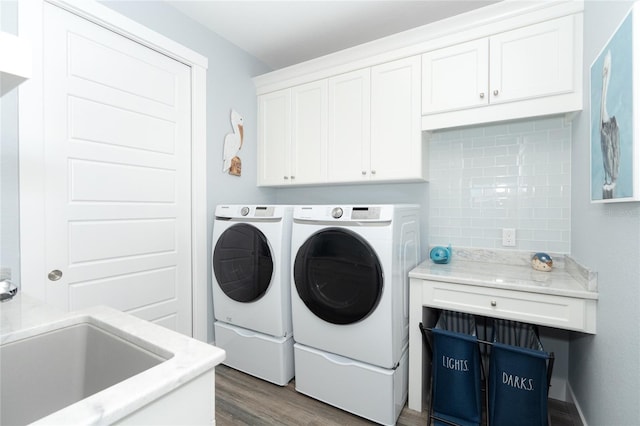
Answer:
429, 115, 571, 253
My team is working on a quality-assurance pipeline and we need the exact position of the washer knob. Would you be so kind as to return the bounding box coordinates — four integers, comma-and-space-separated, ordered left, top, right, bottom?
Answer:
240, 207, 250, 216
331, 207, 343, 219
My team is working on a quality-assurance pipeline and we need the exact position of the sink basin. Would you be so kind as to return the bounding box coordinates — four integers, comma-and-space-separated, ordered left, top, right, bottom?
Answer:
0, 321, 171, 425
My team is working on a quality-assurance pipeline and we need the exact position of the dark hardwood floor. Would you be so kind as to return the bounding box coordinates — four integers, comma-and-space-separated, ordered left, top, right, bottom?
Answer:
215, 364, 582, 426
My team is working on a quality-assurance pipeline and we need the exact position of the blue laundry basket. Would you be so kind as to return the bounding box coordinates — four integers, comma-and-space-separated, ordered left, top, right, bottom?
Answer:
488, 320, 554, 426
429, 311, 483, 426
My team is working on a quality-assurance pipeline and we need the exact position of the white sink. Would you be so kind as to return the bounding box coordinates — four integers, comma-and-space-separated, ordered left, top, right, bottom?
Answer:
0, 320, 172, 425
1, 297, 225, 425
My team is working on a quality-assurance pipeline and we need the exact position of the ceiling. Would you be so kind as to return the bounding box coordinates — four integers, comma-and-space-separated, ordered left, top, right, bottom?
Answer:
166, 1, 499, 70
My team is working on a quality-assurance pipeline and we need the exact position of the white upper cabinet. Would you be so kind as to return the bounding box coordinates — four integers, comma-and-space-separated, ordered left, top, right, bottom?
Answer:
421, 14, 581, 129
371, 56, 423, 181
422, 38, 489, 114
291, 80, 328, 184
257, 80, 327, 186
257, 89, 291, 186
489, 15, 575, 104
327, 68, 371, 183
255, 1, 583, 184
259, 59, 425, 187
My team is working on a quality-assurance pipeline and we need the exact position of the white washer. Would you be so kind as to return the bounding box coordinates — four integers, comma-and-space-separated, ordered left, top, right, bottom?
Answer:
212, 205, 294, 385
290, 204, 420, 425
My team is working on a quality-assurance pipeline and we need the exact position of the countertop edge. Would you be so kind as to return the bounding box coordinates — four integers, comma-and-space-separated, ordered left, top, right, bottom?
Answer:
409, 259, 599, 300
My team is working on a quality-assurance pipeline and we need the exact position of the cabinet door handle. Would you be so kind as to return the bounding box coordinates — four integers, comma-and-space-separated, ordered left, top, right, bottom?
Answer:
493, 89, 499, 96
490, 300, 497, 307
283, 176, 289, 180
371, 170, 376, 175
291, 175, 295, 180
479, 92, 485, 99
362, 171, 367, 175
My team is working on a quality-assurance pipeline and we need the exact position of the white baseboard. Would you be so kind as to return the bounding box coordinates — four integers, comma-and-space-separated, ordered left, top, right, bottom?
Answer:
566, 382, 588, 426
549, 377, 567, 401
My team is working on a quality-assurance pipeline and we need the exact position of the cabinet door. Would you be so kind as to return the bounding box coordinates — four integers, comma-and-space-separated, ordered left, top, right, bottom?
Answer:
327, 69, 371, 183
291, 80, 327, 184
257, 89, 291, 186
371, 56, 422, 180
422, 38, 489, 114
489, 15, 575, 104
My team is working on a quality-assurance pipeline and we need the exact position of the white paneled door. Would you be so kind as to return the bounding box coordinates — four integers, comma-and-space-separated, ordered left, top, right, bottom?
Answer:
41, 3, 192, 334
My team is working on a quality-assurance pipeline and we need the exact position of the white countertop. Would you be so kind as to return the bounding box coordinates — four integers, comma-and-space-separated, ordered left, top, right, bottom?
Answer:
409, 258, 598, 300
0, 294, 226, 425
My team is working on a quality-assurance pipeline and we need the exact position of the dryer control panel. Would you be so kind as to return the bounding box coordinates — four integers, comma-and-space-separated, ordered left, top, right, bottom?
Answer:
294, 205, 396, 223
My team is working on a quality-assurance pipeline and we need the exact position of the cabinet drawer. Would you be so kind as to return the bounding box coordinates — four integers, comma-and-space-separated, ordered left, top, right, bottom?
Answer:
423, 281, 595, 333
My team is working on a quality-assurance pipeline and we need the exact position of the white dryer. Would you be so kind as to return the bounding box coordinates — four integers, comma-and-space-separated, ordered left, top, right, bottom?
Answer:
212, 205, 294, 385
290, 204, 420, 425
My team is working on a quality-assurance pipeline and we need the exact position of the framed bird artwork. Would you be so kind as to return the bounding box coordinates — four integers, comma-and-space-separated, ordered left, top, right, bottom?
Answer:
590, 5, 639, 202
223, 109, 244, 176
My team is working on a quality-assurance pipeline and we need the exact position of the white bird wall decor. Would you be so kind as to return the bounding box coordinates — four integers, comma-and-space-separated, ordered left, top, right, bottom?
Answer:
223, 109, 244, 176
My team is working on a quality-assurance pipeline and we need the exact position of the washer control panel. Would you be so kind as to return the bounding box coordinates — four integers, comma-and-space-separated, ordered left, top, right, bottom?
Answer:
216, 205, 278, 219
253, 206, 275, 217
350, 206, 381, 220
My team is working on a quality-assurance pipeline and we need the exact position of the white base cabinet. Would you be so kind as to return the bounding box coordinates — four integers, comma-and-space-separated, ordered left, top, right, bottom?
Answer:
115, 371, 215, 426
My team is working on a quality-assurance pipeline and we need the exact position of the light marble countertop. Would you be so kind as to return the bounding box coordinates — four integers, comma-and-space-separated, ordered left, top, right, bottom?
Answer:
1, 294, 226, 425
409, 256, 598, 300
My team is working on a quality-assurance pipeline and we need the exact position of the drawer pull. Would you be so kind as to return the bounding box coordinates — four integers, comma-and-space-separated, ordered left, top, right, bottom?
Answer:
490, 300, 497, 307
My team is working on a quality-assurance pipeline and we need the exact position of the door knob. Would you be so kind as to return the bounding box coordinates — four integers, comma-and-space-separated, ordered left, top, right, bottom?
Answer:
48, 270, 63, 281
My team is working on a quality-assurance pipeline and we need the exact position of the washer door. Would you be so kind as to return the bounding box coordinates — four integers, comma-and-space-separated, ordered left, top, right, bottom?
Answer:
293, 228, 383, 325
213, 223, 273, 303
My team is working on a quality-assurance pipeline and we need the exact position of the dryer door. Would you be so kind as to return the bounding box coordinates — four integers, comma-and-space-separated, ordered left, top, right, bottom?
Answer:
213, 223, 273, 302
293, 228, 383, 325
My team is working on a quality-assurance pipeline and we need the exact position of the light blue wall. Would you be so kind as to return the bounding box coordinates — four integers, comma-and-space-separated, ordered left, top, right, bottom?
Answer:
570, 1, 640, 423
